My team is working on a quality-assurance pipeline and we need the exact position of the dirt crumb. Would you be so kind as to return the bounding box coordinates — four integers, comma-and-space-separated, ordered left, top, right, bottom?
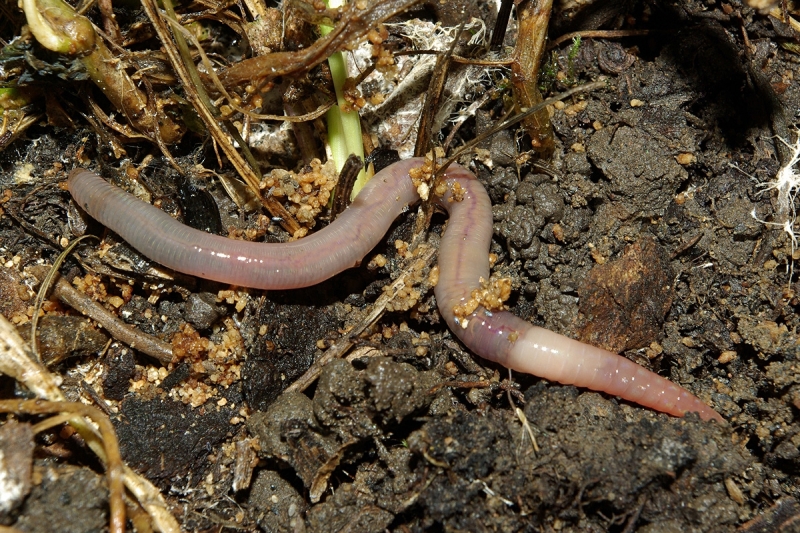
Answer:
260, 159, 337, 232
452, 275, 512, 319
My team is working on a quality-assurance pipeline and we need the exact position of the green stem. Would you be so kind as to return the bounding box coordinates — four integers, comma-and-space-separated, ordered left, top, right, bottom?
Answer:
322, 0, 366, 199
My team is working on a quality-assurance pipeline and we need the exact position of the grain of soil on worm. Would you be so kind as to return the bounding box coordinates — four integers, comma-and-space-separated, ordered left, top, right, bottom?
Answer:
1, 1, 800, 531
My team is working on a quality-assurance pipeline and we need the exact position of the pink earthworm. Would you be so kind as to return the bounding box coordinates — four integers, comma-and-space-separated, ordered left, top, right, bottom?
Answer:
68, 159, 722, 422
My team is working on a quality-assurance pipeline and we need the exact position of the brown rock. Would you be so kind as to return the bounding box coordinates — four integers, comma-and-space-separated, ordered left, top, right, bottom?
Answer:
576, 236, 674, 353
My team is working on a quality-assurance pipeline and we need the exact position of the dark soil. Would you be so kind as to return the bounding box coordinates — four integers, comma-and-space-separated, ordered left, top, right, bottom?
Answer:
1, 0, 800, 532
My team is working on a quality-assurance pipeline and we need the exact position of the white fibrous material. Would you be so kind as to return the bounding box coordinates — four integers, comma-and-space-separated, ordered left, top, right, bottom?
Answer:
752, 133, 800, 258
359, 18, 491, 158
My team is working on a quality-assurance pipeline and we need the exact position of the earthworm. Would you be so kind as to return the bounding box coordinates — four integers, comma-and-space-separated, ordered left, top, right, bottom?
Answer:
68, 159, 722, 422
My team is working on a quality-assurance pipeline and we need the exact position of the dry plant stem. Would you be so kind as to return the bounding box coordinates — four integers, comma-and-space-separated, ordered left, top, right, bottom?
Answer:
242, 0, 268, 20
0, 114, 42, 151
80, 24, 181, 142
276, 101, 334, 123
168, 16, 336, 123
139, 75, 184, 174
0, 399, 125, 533
21, 0, 181, 142
139, 0, 301, 235
434, 80, 607, 180
769, 6, 800, 32
159, 3, 213, 114
547, 29, 652, 49
84, 94, 151, 141
30, 235, 98, 361
220, 0, 423, 88
27, 265, 173, 363
0, 314, 65, 400
96, 0, 122, 43
0, 315, 180, 533
86, 115, 128, 158
159, 1, 265, 181
414, 23, 461, 158
68, 159, 722, 421
450, 55, 513, 66
49, 274, 173, 363
428, 379, 491, 395
510, 0, 555, 154
32, 411, 79, 432
287, 245, 437, 393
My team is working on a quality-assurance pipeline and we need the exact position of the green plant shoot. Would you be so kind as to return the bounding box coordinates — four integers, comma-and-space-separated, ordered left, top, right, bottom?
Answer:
322, 0, 367, 200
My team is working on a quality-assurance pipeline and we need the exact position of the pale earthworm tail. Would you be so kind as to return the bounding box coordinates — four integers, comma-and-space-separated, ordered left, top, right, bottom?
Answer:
68, 160, 723, 422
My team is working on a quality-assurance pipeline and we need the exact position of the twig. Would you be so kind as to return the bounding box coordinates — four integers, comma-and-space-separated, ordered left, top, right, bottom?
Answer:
165, 17, 335, 123
30, 235, 98, 361
427, 379, 491, 395
510, 0, 555, 154
621, 494, 648, 533
28, 266, 173, 364
414, 21, 463, 157
286, 245, 437, 392
140, 0, 302, 236
433, 80, 608, 180
548, 29, 652, 49
96, 0, 121, 43
220, 0, 425, 88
